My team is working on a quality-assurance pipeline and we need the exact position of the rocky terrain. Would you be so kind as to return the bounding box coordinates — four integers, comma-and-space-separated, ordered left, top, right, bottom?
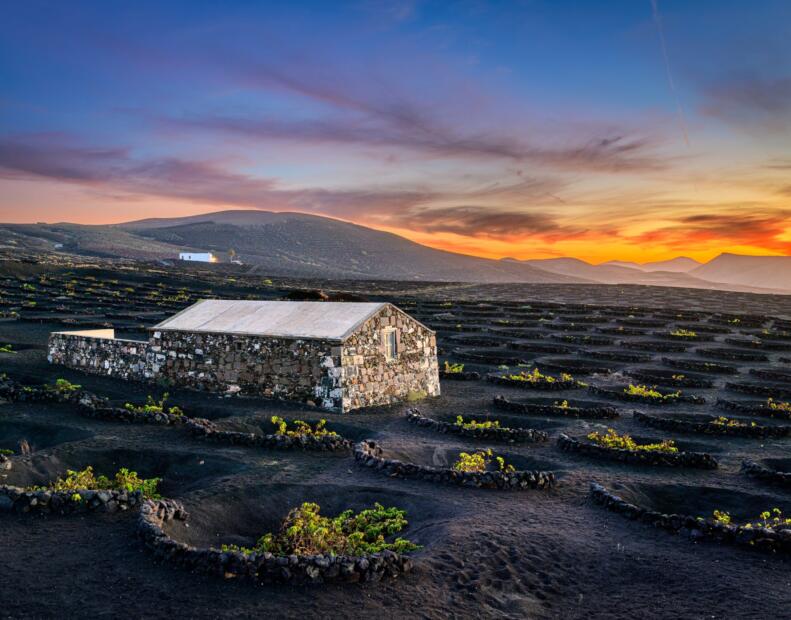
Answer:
0, 255, 790, 619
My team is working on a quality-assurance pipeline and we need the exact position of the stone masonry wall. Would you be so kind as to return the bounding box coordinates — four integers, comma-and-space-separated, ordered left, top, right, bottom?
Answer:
48, 304, 440, 413
48, 331, 154, 381
341, 305, 439, 410
150, 330, 344, 410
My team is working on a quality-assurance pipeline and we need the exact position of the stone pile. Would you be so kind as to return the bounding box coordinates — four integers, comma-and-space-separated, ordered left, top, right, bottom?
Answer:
137, 499, 413, 584
354, 440, 555, 491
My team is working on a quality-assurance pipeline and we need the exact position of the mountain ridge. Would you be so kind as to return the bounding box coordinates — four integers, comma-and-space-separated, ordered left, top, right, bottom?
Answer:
0, 210, 788, 294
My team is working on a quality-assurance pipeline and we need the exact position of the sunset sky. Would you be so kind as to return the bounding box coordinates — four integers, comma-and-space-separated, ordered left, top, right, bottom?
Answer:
1, 0, 789, 263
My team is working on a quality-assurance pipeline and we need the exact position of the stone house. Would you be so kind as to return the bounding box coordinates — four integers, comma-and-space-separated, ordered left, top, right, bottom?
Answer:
47, 300, 440, 412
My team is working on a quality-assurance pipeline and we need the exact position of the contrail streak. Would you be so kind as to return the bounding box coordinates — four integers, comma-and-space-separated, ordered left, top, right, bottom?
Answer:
651, 0, 690, 147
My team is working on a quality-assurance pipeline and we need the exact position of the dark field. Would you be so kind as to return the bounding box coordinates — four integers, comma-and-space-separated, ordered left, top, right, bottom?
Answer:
1, 259, 791, 619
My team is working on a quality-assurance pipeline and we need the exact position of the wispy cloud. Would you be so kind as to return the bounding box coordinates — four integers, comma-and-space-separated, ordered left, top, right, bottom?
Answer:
0, 134, 434, 218
701, 72, 791, 132
630, 210, 791, 253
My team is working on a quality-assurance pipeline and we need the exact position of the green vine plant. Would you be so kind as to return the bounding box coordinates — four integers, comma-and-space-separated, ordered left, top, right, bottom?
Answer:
587, 428, 678, 453
222, 502, 420, 556
767, 398, 791, 413
454, 415, 502, 430
31, 466, 161, 499
443, 361, 465, 374
270, 416, 337, 438
47, 378, 81, 393
704, 508, 791, 531
451, 449, 515, 473
624, 384, 680, 400
710, 416, 756, 428
506, 367, 575, 384
125, 393, 184, 416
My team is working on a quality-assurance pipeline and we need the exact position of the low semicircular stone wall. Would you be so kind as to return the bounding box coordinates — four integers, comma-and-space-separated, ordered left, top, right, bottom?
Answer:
137, 499, 413, 584
633, 411, 791, 438
353, 440, 555, 490
0, 376, 352, 451
557, 434, 718, 469
0, 485, 143, 514
181, 418, 353, 451
741, 460, 791, 488
405, 409, 548, 443
492, 395, 619, 419
589, 482, 791, 555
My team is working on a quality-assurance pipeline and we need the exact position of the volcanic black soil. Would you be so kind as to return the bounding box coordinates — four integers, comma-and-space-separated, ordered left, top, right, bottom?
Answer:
1, 260, 790, 619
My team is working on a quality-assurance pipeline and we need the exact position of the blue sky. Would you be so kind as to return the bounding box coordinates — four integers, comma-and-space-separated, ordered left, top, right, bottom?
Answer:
1, 0, 789, 261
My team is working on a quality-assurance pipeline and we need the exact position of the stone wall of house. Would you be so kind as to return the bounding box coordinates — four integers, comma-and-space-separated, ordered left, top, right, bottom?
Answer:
149, 330, 344, 410
48, 304, 440, 413
48, 330, 155, 381
341, 305, 440, 410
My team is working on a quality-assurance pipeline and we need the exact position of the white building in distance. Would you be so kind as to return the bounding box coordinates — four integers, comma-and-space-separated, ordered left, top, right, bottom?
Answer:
178, 252, 217, 263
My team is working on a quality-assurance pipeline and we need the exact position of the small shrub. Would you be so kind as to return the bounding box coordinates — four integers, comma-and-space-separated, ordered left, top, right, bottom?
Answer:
767, 398, 791, 413
49, 378, 81, 393
452, 448, 515, 473
271, 416, 337, 438
587, 428, 678, 453
443, 361, 465, 373
670, 329, 697, 338
0, 344, 14, 354
0, 448, 13, 456
703, 508, 791, 531
39, 466, 161, 499
125, 393, 183, 417
222, 502, 420, 556
454, 415, 501, 430
710, 416, 756, 428
554, 400, 571, 409
624, 384, 680, 400
506, 368, 574, 384
406, 389, 428, 402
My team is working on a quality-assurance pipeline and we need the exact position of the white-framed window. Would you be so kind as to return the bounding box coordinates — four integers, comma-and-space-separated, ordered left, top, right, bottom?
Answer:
383, 328, 398, 360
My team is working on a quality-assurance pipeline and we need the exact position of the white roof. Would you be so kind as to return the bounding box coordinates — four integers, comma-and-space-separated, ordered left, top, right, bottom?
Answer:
151, 300, 389, 340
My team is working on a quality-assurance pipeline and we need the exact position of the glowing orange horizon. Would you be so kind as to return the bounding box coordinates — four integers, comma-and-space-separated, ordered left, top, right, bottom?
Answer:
2, 200, 787, 265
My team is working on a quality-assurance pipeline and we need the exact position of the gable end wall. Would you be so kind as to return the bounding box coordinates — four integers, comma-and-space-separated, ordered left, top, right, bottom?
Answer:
340, 305, 440, 410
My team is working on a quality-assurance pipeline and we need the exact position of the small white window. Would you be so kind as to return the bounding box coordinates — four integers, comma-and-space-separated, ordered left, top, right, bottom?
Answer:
384, 328, 398, 360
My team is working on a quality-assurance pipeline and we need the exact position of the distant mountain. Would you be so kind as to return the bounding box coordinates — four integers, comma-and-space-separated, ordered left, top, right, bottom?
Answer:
690, 253, 791, 291
0, 211, 787, 293
0, 211, 588, 284
117, 210, 594, 283
601, 257, 701, 272
505, 254, 788, 293
513, 258, 648, 283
